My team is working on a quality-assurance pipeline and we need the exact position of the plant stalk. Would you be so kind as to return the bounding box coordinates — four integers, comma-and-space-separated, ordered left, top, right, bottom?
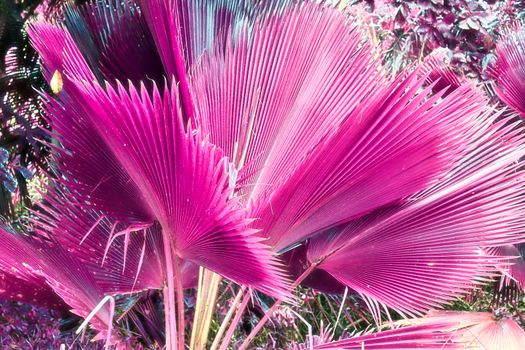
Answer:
238, 262, 319, 350
174, 256, 185, 350
162, 233, 178, 350
217, 288, 251, 350
189, 268, 222, 350
210, 286, 246, 350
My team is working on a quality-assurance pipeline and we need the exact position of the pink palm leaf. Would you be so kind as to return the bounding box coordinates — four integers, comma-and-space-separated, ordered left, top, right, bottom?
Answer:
487, 243, 525, 299
489, 25, 525, 117
304, 110, 525, 316
420, 51, 464, 97
0, 225, 116, 342
31, 187, 167, 293
27, 2, 288, 297
186, 7, 525, 316
190, 2, 492, 252
312, 322, 459, 349
0, 226, 67, 311
64, 78, 288, 296
178, 0, 525, 317
396, 310, 525, 350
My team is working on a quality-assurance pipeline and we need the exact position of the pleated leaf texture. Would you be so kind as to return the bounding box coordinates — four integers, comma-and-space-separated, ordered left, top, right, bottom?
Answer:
394, 310, 525, 350
489, 23, 525, 117
312, 322, 460, 350
479, 23, 525, 300
0, 0, 522, 345
311, 310, 525, 349
189, 0, 525, 317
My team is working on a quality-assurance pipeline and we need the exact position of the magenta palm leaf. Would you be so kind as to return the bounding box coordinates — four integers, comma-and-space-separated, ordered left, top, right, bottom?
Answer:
28, 21, 153, 224
305, 111, 525, 315
27, 0, 288, 297
312, 322, 459, 349
189, 2, 493, 252
420, 52, 464, 96
396, 310, 525, 350
63, 0, 165, 85
0, 227, 66, 311
32, 188, 167, 293
488, 244, 525, 290
0, 226, 115, 341
141, 0, 292, 71
317, 310, 525, 349
0, 190, 194, 342
63, 79, 287, 296
190, 1, 374, 196
489, 25, 525, 117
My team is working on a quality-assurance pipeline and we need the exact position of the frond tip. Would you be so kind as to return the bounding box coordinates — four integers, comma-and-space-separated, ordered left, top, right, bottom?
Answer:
314, 322, 459, 349
396, 310, 525, 350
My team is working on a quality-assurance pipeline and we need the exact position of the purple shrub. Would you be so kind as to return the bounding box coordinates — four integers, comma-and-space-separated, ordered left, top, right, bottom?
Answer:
354, 0, 525, 78
0, 301, 63, 349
